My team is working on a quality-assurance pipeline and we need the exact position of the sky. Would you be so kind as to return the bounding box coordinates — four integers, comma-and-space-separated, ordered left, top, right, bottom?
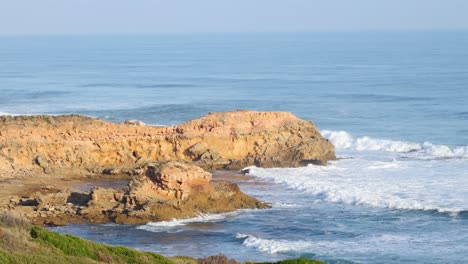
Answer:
1, 0, 468, 35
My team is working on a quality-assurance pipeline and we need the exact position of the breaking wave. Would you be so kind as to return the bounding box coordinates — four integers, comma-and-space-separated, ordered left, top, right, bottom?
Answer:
236, 233, 422, 256
246, 158, 468, 214
321, 130, 468, 159
0, 112, 17, 116
137, 212, 234, 232
236, 233, 314, 254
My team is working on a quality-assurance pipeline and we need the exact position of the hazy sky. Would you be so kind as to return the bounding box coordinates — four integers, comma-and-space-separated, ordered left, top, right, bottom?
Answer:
1, 0, 468, 35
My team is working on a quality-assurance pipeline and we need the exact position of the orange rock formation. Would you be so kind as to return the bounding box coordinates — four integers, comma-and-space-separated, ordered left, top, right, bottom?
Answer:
0, 110, 335, 178
0, 110, 335, 225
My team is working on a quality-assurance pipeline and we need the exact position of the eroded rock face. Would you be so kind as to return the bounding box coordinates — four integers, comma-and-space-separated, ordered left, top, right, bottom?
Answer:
0, 110, 335, 178
129, 161, 212, 200
0, 161, 269, 226
0, 111, 333, 225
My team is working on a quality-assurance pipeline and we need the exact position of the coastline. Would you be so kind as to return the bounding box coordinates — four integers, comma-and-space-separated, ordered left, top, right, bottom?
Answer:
0, 110, 334, 226
1, 30, 466, 263
0, 110, 333, 262
0, 211, 325, 264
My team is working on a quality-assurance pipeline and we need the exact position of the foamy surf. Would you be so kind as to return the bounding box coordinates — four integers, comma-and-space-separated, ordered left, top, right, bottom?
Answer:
321, 130, 468, 159
236, 233, 314, 254
137, 213, 232, 232
0, 112, 17, 116
235, 232, 454, 258
246, 154, 468, 214
272, 202, 301, 208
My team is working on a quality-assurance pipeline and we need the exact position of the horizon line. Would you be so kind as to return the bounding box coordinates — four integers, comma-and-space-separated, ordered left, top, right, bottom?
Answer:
1, 28, 468, 37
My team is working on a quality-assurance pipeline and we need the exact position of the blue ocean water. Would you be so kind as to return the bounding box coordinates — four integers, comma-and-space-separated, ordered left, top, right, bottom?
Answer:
1, 32, 468, 263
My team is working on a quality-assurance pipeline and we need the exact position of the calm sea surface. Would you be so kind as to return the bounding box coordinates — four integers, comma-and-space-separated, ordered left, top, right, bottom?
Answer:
1, 32, 467, 263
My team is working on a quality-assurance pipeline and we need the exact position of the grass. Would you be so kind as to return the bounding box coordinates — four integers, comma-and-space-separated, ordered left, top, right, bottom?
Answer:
0, 212, 324, 264
32, 226, 163, 262
0, 212, 176, 264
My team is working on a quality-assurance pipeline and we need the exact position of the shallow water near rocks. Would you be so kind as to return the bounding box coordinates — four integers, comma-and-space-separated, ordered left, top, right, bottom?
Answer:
51, 160, 468, 263
3, 32, 468, 263
73, 178, 130, 193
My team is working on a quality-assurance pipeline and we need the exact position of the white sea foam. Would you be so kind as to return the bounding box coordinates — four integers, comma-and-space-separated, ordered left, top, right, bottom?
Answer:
0, 112, 58, 117
321, 130, 468, 158
236, 233, 314, 254
137, 212, 234, 232
146, 123, 171, 127
246, 154, 468, 214
272, 202, 300, 208
236, 233, 425, 256
0, 112, 16, 116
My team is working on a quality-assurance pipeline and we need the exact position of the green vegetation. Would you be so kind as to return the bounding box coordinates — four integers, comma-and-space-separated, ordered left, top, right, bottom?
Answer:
43, 116, 52, 124
29, 226, 172, 264
0, 212, 324, 264
0, 212, 179, 264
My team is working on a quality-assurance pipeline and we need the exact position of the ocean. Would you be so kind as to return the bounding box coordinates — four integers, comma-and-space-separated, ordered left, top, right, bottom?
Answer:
1, 32, 467, 263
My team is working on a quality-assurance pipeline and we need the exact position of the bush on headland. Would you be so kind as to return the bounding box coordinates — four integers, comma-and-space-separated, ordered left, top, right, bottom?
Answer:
0, 212, 324, 264
205, 255, 324, 264
254, 258, 325, 264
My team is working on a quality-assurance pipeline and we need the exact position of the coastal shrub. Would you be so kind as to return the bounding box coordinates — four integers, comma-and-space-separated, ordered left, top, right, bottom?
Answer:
43, 116, 52, 124
198, 254, 238, 264
0, 213, 35, 253
0, 212, 30, 229
256, 258, 325, 264
169, 256, 198, 264
97, 251, 114, 262
0, 227, 33, 252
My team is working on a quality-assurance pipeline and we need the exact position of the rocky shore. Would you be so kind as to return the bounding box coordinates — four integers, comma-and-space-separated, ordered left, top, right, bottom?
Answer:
0, 110, 335, 226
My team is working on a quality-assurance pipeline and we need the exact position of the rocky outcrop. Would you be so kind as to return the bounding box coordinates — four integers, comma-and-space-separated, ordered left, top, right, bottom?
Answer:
0, 161, 268, 226
0, 110, 335, 178
0, 110, 334, 226
128, 161, 212, 200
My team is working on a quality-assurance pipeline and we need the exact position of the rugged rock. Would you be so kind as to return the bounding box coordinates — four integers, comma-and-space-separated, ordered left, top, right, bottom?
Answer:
128, 161, 212, 200
0, 110, 334, 226
0, 110, 335, 178
0, 161, 269, 226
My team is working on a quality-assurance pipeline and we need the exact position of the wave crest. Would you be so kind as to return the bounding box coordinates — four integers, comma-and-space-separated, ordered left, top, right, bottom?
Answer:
321, 130, 467, 158
137, 213, 233, 232
0, 112, 17, 116
236, 233, 313, 254
246, 161, 468, 214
